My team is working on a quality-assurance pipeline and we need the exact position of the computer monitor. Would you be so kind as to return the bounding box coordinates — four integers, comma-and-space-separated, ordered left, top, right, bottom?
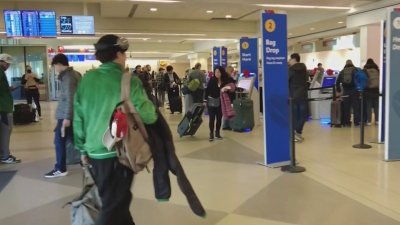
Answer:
322, 76, 336, 88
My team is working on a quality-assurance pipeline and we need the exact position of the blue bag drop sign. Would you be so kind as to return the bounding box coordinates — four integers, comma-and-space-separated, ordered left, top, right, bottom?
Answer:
212, 47, 221, 70
221, 46, 228, 68
261, 12, 290, 167
385, 10, 400, 161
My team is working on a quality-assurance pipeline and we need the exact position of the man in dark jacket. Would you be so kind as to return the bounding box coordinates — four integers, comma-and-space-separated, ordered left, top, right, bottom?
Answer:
45, 54, 81, 178
288, 53, 308, 142
336, 60, 360, 126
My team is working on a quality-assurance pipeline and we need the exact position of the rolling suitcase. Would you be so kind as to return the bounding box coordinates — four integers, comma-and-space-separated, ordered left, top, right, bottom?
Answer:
13, 103, 36, 125
330, 100, 343, 127
230, 98, 255, 132
170, 96, 182, 113
177, 104, 205, 137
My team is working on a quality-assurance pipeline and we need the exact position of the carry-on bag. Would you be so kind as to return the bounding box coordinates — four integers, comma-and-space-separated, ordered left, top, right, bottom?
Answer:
65, 165, 101, 225
330, 100, 343, 127
170, 96, 182, 113
230, 98, 255, 132
13, 103, 36, 124
177, 103, 205, 137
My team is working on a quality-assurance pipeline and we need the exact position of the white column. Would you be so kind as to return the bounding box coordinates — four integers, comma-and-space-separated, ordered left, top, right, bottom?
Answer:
187, 52, 210, 70
360, 23, 382, 67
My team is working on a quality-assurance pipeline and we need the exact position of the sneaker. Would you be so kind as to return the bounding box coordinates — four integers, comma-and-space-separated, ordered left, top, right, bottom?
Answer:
1, 155, 21, 164
366, 122, 372, 126
294, 132, 304, 143
209, 133, 214, 142
215, 133, 223, 140
44, 169, 68, 178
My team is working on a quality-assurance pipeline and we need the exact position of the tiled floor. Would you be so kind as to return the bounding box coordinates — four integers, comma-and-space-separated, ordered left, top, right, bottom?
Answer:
1, 101, 400, 225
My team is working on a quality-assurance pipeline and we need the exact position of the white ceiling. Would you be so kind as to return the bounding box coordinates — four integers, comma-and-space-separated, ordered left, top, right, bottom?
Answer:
0, 0, 391, 59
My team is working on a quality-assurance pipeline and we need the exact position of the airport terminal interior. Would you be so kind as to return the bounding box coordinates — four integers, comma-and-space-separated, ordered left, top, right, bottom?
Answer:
2, 0, 400, 225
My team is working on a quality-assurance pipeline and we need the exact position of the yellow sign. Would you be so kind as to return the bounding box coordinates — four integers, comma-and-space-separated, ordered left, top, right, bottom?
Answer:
213, 50, 217, 56
222, 49, 225, 56
265, 19, 276, 33
242, 41, 249, 50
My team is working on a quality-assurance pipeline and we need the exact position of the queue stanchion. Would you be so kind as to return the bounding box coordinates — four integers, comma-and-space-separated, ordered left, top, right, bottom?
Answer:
353, 91, 372, 149
281, 98, 306, 173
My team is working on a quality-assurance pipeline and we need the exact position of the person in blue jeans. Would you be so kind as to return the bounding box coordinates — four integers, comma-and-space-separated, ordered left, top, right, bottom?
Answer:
44, 54, 81, 178
288, 53, 309, 143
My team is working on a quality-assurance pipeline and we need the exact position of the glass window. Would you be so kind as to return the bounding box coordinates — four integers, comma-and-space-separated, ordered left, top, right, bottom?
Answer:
1, 46, 25, 100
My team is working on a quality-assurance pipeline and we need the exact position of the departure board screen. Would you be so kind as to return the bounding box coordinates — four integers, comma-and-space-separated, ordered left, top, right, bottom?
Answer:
4, 10, 23, 37
60, 15, 95, 35
21, 10, 40, 37
38, 11, 56, 37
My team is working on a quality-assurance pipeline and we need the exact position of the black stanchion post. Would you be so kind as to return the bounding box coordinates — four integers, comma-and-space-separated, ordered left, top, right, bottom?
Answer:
353, 91, 372, 149
281, 98, 306, 173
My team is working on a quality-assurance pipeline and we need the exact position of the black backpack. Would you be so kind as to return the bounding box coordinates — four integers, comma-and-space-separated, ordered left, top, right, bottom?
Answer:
342, 67, 354, 85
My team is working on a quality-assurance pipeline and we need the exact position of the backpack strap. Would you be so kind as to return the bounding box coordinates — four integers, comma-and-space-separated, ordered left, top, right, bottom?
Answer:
120, 73, 149, 141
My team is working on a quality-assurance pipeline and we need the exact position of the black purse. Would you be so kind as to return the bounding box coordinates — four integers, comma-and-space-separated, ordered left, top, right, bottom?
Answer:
207, 97, 220, 107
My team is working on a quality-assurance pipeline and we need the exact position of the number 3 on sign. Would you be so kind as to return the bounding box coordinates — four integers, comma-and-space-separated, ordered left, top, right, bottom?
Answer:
265, 19, 276, 33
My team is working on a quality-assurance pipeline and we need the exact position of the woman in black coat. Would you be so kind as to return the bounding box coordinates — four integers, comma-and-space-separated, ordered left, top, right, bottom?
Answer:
164, 65, 181, 113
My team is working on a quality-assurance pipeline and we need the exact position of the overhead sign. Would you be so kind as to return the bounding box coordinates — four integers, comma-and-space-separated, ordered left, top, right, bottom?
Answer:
212, 47, 221, 70
261, 12, 290, 167
385, 10, 400, 160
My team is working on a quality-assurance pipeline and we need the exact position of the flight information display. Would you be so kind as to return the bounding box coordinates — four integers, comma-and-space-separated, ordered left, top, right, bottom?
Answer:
4, 10, 23, 37
38, 11, 57, 37
60, 15, 95, 35
21, 10, 40, 37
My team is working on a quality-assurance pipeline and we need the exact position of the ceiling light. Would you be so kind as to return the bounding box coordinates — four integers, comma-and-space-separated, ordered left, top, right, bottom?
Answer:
150, 8, 158, 12
186, 38, 237, 42
129, 0, 180, 3
206, 10, 213, 14
158, 40, 162, 43
255, 4, 351, 10
95, 32, 206, 36
310, 27, 315, 31
288, 33, 293, 36
225, 15, 232, 18
338, 21, 344, 24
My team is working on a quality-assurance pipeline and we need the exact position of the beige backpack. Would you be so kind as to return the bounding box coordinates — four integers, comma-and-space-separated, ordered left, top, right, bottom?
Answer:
103, 73, 152, 173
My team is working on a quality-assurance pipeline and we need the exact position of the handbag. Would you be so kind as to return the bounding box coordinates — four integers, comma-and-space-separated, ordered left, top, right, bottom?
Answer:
65, 165, 101, 225
208, 97, 220, 107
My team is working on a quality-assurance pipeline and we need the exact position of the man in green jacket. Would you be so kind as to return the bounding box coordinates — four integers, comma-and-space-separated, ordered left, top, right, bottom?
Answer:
0, 54, 21, 164
73, 35, 157, 225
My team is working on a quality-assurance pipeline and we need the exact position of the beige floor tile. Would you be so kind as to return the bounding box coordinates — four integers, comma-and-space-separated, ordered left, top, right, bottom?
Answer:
0, 175, 80, 220
216, 214, 298, 225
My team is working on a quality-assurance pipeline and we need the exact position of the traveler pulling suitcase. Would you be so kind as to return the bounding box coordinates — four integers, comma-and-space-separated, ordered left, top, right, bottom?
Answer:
177, 103, 205, 137
13, 103, 36, 125
230, 98, 255, 132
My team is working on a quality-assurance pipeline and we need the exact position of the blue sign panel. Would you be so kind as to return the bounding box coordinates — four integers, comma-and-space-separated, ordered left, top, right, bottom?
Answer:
385, 11, 400, 160
212, 47, 221, 70
221, 46, 228, 68
240, 37, 258, 88
262, 13, 290, 166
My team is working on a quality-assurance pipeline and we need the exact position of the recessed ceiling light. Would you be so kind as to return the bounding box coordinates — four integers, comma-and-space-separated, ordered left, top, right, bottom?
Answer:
150, 8, 158, 12
310, 27, 315, 31
158, 40, 162, 43
338, 21, 344, 24
206, 10, 213, 14
255, 4, 351, 10
225, 15, 232, 18
288, 33, 293, 36
129, 0, 180, 3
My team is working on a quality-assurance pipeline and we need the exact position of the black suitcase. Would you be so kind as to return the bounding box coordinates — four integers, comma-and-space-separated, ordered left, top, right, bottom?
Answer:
330, 100, 343, 127
13, 103, 36, 125
170, 96, 182, 113
177, 103, 205, 137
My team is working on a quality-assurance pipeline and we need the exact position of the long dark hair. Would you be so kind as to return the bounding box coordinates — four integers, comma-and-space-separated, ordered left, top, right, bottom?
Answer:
214, 66, 230, 84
